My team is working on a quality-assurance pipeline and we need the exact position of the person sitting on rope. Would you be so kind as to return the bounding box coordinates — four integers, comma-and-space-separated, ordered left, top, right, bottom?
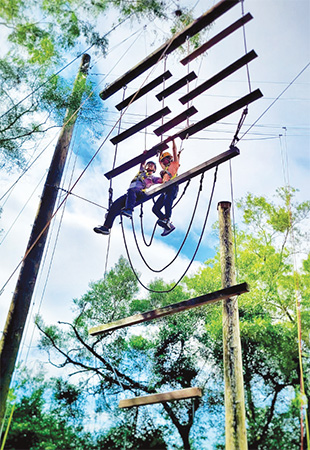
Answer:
152, 137, 180, 237
94, 159, 162, 235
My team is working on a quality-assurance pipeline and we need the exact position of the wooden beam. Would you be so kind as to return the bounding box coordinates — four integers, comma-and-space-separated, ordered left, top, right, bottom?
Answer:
99, 0, 240, 100
177, 89, 263, 140
153, 106, 198, 136
143, 146, 240, 200
104, 141, 169, 180
115, 71, 172, 111
119, 387, 202, 408
88, 282, 249, 336
110, 106, 171, 145
155, 71, 197, 101
180, 13, 253, 66
179, 50, 258, 105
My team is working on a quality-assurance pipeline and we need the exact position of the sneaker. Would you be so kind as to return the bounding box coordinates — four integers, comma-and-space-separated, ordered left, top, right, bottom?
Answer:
122, 209, 133, 218
157, 218, 169, 229
93, 225, 110, 235
161, 222, 176, 236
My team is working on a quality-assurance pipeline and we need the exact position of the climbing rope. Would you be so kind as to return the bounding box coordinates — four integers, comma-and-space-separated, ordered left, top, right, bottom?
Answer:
139, 179, 190, 247
120, 166, 218, 293
131, 175, 204, 273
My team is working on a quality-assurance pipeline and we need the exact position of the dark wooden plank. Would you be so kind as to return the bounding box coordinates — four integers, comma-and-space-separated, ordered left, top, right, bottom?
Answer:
156, 71, 197, 101
142, 146, 239, 201
104, 141, 169, 180
176, 89, 263, 140
99, 0, 240, 100
115, 71, 173, 111
110, 106, 171, 145
119, 387, 202, 408
179, 50, 257, 105
180, 13, 253, 66
88, 282, 249, 335
153, 106, 198, 136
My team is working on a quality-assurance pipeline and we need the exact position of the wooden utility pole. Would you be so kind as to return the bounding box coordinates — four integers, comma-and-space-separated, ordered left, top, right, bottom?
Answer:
217, 201, 248, 450
0, 54, 91, 428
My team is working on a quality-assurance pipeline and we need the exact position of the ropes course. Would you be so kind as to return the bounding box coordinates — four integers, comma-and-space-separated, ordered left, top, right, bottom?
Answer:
1, 0, 309, 448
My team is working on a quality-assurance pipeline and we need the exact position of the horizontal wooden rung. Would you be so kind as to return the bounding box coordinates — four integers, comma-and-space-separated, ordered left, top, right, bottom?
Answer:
143, 146, 239, 200
88, 282, 249, 335
119, 387, 202, 408
99, 0, 240, 100
153, 106, 198, 136
104, 141, 169, 180
179, 50, 258, 105
180, 13, 253, 66
115, 71, 173, 111
110, 106, 171, 145
156, 71, 197, 101
176, 89, 263, 141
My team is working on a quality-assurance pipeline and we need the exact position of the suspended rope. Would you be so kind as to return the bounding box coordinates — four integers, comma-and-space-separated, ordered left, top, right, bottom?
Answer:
139, 179, 190, 247
120, 166, 218, 293
131, 175, 203, 273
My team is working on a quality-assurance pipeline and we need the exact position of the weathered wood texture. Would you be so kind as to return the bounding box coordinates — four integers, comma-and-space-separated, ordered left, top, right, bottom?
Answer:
180, 13, 253, 65
156, 72, 197, 101
179, 50, 257, 104
99, 0, 240, 100
88, 282, 249, 336
110, 106, 171, 145
153, 106, 198, 136
115, 71, 172, 110
218, 202, 248, 449
119, 387, 202, 408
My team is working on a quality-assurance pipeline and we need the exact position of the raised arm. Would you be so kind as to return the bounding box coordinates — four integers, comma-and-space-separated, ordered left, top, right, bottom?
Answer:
172, 138, 178, 161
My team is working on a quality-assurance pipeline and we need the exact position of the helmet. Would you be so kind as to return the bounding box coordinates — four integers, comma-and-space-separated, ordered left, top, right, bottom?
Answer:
159, 152, 172, 162
146, 160, 156, 171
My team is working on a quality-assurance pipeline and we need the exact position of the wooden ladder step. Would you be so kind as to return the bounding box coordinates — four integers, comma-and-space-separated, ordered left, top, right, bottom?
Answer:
156, 71, 197, 101
180, 13, 253, 66
153, 106, 198, 136
119, 387, 202, 408
115, 71, 173, 111
179, 50, 257, 105
110, 106, 171, 145
88, 282, 249, 336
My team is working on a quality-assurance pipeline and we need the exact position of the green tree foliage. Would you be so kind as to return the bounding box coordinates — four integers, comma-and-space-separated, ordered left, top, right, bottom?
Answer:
3, 369, 96, 450
0, 0, 185, 169
35, 188, 309, 449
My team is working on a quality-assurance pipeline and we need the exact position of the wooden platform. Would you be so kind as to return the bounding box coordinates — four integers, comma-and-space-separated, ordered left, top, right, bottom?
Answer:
88, 282, 249, 336
99, 0, 240, 100
119, 387, 202, 408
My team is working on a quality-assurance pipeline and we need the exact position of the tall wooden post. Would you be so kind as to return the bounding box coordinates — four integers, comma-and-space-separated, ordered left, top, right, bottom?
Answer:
0, 54, 91, 428
217, 201, 247, 450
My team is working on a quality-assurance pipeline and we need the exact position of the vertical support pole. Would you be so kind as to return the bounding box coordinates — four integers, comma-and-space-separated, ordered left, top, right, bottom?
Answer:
0, 54, 91, 429
217, 201, 247, 450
